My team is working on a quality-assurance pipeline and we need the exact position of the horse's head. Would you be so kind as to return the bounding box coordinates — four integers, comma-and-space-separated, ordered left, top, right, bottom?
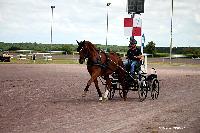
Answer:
76, 40, 88, 64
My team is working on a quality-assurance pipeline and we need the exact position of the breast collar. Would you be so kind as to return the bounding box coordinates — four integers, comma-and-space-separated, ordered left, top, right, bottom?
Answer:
87, 51, 107, 67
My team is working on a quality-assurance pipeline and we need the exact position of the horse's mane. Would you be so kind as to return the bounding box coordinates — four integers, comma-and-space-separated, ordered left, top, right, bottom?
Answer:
85, 41, 98, 53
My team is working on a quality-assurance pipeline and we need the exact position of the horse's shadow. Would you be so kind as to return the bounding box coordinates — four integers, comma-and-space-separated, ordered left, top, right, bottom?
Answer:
45, 96, 146, 106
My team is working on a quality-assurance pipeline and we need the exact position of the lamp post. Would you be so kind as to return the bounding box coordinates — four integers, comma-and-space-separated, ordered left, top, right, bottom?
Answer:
106, 3, 111, 52
169, 0, 173, 64
50, 6, 55, 55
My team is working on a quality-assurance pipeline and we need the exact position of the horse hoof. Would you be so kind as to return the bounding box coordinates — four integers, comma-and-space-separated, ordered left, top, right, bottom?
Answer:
102, 97, 108, 102
99, 97, 103, 101
82, 92, 87, 97
82, 94, 86, 97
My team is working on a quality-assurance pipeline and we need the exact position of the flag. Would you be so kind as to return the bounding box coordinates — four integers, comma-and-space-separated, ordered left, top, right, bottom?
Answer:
133, 18, 142, 27
124, 27, 133, 36
132, 27, 141, 36
124, 18, 133, 27
124, 18, 133, 36
132, 17, 142, 36
124, 17, 142, 36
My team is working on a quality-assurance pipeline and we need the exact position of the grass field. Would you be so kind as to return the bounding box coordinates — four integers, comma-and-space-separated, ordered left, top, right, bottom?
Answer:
1, 56, 199, 67
0, 58, 79, 64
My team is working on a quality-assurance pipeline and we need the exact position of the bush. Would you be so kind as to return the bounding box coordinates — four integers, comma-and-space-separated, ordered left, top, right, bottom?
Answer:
144, 41, 156, 56
62, 45, 73, 54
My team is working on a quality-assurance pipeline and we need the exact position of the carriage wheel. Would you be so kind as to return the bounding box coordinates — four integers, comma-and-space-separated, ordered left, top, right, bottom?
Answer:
138, 79, 148, 102
151, 79, 160, 100
119, 84, 124, 98
108, 86, 115, 100
119, 89, 123, 98
119, 88, 129, 98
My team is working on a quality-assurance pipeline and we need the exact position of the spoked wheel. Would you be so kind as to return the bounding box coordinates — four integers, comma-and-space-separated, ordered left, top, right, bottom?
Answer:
138, 78, 148, 102
151, 79, 160, 100
119, 88, 129, 98
108, 84, 116, 100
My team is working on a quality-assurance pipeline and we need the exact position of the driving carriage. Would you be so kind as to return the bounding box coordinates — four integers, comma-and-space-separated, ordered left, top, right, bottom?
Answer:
107, 65, 160, 101
76, 40, 159, 101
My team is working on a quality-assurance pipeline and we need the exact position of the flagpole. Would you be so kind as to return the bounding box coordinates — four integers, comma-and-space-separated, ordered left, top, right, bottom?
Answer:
169, 0, 173, 64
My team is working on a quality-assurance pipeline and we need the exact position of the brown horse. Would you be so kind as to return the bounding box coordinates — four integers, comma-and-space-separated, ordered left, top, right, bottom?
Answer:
76, 40, 127, 101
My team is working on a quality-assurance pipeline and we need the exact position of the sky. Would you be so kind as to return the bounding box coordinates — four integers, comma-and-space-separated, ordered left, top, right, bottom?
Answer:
0, 0, 200, 47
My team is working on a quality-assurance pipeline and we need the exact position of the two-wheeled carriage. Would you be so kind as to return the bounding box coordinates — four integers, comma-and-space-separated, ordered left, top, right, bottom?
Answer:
107, 66, 160, 101
76, 40, 159, 101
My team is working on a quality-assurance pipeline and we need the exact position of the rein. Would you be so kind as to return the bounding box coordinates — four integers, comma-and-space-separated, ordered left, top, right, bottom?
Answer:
78, 41, 123, 71
83, 45, 105, 67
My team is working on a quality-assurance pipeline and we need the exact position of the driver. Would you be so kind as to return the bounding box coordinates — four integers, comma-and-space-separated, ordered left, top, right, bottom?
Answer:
124, 37, 143, 75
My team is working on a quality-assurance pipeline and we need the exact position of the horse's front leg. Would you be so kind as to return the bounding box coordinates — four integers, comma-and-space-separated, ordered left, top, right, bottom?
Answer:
82, 70, 101, 97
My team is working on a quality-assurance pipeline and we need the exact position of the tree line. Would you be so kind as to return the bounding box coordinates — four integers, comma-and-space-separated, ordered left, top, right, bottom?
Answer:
0, 41, 200, 57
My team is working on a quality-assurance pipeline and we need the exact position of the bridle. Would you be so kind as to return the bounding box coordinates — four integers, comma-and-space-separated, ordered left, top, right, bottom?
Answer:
77, 40, 102, 65
78, 43, 90, 60
77, 40, 92, 64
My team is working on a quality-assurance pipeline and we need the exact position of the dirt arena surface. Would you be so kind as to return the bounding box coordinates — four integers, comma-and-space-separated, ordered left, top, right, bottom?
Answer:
0, 64, 200, 133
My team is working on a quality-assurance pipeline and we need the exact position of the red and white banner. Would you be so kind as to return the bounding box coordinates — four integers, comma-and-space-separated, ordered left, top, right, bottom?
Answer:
133, 18, 142, 27
124, 17, 142, 36
124, 18, 133, 36
124, 18, 133, 27
132, 27, 141, 36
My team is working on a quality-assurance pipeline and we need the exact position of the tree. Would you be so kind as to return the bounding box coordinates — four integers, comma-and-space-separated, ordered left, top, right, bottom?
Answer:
144, 41, 156, 56
8, 46, 21, 51
62, 45, 73, 54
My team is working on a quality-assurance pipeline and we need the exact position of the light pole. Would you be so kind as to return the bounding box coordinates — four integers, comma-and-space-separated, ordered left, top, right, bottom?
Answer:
106, 3, 111, 52
50, 6, 55, 55
170, 0, 173, 64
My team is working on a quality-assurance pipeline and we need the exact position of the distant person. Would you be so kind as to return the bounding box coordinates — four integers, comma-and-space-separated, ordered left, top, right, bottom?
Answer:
33, 54, 36, 63
124, 37, 143, 75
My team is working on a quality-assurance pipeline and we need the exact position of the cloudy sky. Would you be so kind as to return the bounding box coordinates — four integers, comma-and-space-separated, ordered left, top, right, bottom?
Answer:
0, 0, 200, 47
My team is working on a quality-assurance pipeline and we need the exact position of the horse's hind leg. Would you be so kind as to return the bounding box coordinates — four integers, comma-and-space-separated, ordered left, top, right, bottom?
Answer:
94, 79, 103, 101
118, 69, 127, 101
104, 76, 112, 100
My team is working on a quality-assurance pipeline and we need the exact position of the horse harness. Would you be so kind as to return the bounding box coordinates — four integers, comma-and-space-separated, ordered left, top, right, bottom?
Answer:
86, 50, 110, 69
78, 41, 118, 71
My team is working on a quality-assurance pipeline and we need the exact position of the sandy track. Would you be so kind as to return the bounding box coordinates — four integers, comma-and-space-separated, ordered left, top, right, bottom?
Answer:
0, 64, 200, 133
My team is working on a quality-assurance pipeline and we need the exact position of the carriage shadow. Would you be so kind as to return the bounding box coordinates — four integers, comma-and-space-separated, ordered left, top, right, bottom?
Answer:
46, 95, 150, 106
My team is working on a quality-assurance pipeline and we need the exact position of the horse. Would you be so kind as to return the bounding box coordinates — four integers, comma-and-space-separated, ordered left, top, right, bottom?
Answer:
76, 40, 127, 101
